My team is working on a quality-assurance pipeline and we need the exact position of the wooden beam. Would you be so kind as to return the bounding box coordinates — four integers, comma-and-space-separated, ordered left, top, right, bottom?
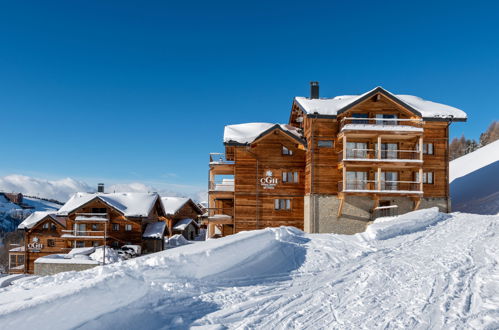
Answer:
413, 197, 421, 210
419, 136, 424, 161
372, 195, 380, 210
337, 196, 345, 217
377, 167, 382, 191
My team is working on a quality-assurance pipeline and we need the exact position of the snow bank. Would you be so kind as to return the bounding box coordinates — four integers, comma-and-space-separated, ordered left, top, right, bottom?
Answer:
165, 234, 191, 248
89, 246, 122, 264
362, 207, 446, 240
450, 140, 499, 214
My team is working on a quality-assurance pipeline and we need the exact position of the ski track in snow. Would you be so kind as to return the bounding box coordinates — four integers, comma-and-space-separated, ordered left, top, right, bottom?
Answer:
0, 211, 498, 329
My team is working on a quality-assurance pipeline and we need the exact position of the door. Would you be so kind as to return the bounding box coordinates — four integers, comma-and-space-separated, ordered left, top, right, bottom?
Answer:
346, 142, 368, 159
346, 171, 368, 190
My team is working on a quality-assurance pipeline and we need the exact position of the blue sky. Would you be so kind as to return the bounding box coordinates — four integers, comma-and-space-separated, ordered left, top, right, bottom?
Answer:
0, 0, 498, 193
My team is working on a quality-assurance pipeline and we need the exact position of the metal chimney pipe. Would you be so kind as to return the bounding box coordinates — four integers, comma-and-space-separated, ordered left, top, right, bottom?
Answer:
310, 81, 319, 99
97, 183, 104, 193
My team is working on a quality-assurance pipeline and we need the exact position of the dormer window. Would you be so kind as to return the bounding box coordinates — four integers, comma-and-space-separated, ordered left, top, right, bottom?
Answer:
42, 222, 49, 229
282, 146, 293, 155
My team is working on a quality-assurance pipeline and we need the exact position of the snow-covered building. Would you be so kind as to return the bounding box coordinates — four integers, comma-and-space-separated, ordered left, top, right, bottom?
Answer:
207, 84, 467, 236
161, 197, 203, 240
13, 190, 172, 274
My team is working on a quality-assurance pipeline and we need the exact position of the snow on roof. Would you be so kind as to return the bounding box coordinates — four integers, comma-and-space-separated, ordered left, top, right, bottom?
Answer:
161, 196, 189, 215
173, 218, 198, 231
294, 87, 466, 120
143, 222, 166, 239
18, 211, 61, 230
34, 254, 99, 265
57, 192, 160, 217
223, 123, 303, 145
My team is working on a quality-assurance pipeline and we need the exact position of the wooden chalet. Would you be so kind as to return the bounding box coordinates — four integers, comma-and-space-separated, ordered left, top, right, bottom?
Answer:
161, 197, 203, 240
11, 191, 170, 274
207, 83, 467, 237
13, 211, 67, 274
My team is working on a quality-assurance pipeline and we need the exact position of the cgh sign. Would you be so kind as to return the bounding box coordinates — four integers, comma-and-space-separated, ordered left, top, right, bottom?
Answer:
260, 170, 279, 189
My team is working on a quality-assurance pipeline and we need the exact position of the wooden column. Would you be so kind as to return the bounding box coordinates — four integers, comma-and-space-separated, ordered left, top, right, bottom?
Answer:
377, 167, 382, 191
419, 167, 423, 192
419, 136, 424, 161
377, 135, 382, 160
342, 166, 346, 192
343, 135, 347, 160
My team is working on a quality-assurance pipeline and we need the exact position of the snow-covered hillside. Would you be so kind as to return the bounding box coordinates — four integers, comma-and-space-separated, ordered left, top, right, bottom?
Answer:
450, 139, 499, 214
0, 208, 497, 329
0, 196, 59, 232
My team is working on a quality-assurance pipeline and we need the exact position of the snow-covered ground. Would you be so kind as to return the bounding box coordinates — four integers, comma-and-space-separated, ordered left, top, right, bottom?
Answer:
450, 139, 499, 214
0, 208, 497, 329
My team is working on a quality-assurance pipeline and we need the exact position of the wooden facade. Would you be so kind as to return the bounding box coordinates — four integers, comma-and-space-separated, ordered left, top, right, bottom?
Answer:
208, 86, 465, 236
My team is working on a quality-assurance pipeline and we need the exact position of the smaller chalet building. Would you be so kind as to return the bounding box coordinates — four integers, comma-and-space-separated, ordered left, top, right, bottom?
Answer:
161, 197, 203, 240
12, 192, 171, 274
207, 84, 467, 237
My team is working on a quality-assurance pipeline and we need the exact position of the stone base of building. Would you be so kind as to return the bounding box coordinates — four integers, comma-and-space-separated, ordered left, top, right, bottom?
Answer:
34, 261, 99, 276
304, 194, 450, 234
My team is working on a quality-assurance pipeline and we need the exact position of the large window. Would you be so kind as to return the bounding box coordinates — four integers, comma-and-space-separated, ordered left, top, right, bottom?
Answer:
415, 172, 435, 184
423, 143, 434, 155
282, 171, 299, 183
376, 114, 398, 125
375, 143, 398, 159
346, 171, 368, 190
125, 224, 132, 231
346, 142, 368, 159
92, 208, 106, 213
376, 171, 399, 190
352, 113, 369, 124
274, 199, 291, 210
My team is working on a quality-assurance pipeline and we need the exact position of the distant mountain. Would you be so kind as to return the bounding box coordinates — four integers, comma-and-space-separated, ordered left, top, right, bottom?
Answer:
0, 195, 59, 232
450, 139, 499, 214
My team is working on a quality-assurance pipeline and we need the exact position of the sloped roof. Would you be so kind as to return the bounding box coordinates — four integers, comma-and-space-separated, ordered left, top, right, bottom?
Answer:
57, 192, 162, 217
173, 218, 199, 231
161, 197, 202, 215
142, 222, 167, 239
18, 211, 65, 230
223, 123, 304, 145
294, 86, 466, 121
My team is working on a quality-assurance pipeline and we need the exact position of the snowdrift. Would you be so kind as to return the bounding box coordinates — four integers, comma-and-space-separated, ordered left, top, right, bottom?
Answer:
0, 209, 498, 329
450, 139, 499, 214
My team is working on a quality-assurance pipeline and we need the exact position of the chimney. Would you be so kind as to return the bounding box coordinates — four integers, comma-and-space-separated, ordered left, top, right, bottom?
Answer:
310, 81, 319, 99
97, 183, 105, 193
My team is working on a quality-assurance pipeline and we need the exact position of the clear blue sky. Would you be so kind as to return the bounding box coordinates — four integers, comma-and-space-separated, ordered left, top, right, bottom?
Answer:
0, 0, 498, 192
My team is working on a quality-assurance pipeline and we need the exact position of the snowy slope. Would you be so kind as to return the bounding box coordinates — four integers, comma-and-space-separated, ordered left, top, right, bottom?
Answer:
0, 196, 59, 232
0, 209, 497, 329
450, 139, 499, 214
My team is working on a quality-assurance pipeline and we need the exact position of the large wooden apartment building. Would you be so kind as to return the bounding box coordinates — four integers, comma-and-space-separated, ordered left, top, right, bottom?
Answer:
207, 84, 467, 237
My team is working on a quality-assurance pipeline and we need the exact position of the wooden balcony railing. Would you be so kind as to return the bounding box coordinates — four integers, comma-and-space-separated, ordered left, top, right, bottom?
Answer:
340, 117, 424, 131
209, 179, 235, 192
338, 148, 421, 162
209, 153, 234, 165
61, 230, 106, 238
338, 180, 422, 193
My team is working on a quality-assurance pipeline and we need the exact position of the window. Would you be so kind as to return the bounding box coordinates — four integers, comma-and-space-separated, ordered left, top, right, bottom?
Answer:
92, 241, 99, 247
42, 222, 49, 229
318, 140, 334, 148
346, 171, 368, 190
10, 254, 24, 268
423, 172, 434, 184
77, 224, 86, 235
282, 146, 293, 155
112, 224, 120, 231
112, 241, 119, 248
91, 224, 98, 231
274, 199, 291, 210
50, 223, 57, 231
376, 171, 399, 190
375, 143, 398, 159
346, 142, 367, 159
376, 114, 398, 125
282, 171, 299, 183
92, 208, 106, 214
423, 143, 434, 155
125, 224, 132, 231
47, 239, 55, 247
352, 113, 369, 124
75, 241, 84, 248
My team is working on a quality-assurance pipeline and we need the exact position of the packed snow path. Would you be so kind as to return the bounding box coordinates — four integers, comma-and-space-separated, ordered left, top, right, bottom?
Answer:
0, 209, 497, 329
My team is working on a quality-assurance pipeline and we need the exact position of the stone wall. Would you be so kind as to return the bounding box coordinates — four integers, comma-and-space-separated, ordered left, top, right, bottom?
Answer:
304, 194, 450, 235
34, 262, 99, 276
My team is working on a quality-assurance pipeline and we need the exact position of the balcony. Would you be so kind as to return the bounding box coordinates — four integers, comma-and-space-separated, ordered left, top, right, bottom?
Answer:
74, 213, 109, 222
209, 179, 235, 192
340, 117, 424, 131
61, 230, 106, 239
339, 148, 422, 163
338, 180, 423, 194
209, 153, 234, 165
